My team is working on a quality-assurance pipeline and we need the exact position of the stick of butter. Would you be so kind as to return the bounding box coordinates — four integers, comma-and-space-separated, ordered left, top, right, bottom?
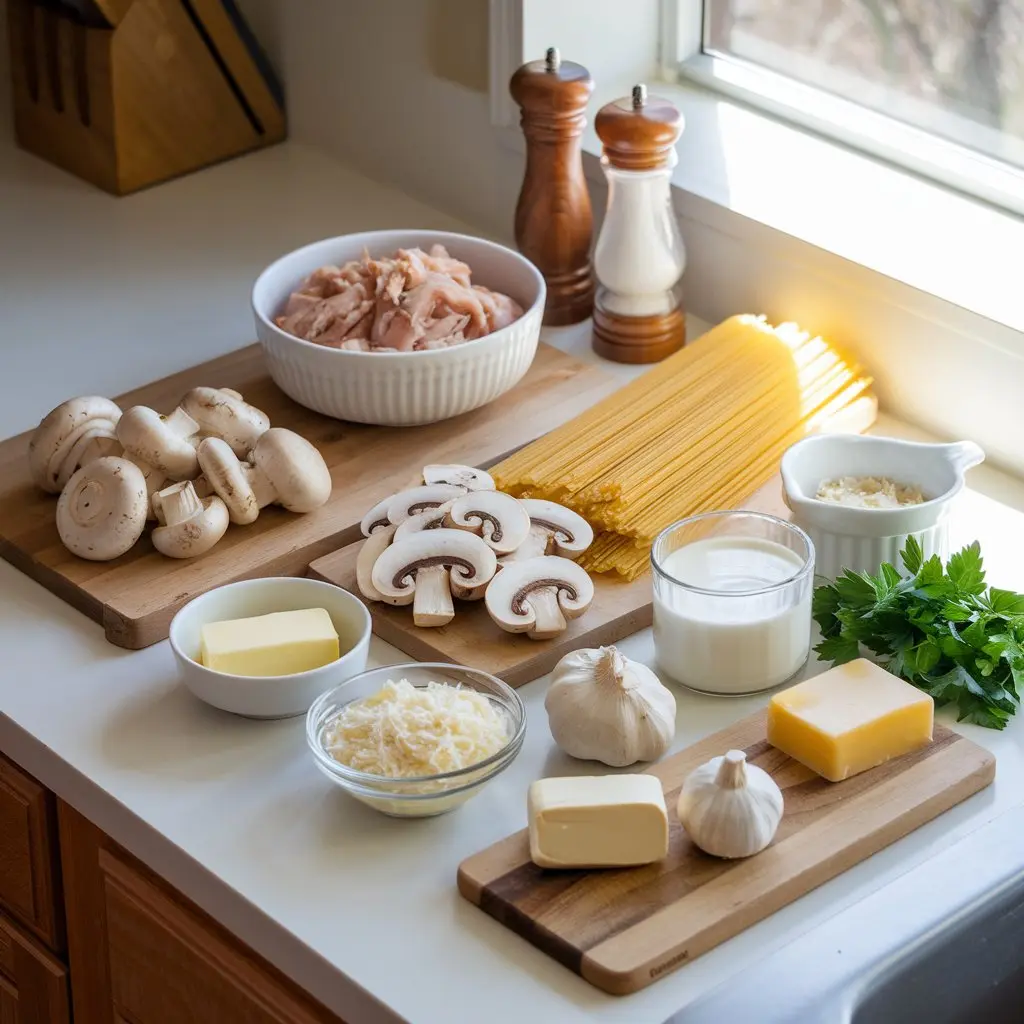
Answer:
767, 658, 934, 782
200, 608, 340, 676
528, 775, 669, 869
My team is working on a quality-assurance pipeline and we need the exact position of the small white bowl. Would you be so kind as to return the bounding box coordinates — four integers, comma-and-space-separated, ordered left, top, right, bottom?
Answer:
168, 577, 371, 719
252, 230, 545, 425
781, 435, 985, 580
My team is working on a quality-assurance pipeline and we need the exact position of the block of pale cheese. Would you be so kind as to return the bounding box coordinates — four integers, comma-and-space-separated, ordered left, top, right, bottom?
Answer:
767, 658, 934, 782
527, 774, 669, 869
200, 608, 340, 676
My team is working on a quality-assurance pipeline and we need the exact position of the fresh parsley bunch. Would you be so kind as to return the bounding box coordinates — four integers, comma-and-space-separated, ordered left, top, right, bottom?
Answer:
812, 537, 1024, 730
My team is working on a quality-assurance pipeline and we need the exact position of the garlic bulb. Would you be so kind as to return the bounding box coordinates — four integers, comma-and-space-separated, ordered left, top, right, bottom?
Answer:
544, 646, 676, 767
676, 749, 784, 859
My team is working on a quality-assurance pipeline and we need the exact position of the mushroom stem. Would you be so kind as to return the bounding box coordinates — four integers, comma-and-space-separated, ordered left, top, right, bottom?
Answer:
526, 588, 567, 640
157, 480, 202, 526
246, 464, 279, 509
498, 525, 552, 565
164, 406, 201, 439
412, 566, 455, 627
151, 481, 230, 558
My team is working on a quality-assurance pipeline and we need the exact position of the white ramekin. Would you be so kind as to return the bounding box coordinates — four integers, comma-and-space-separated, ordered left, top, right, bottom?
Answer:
252, 230, 545, 425
781, 434, 985, 580
168, 577, 371, 719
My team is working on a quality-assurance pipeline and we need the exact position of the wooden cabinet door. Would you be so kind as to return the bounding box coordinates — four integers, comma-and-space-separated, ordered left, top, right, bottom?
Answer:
0, 755, 63, 952
59, 802, 346, 1024
0, 910, 70, 1024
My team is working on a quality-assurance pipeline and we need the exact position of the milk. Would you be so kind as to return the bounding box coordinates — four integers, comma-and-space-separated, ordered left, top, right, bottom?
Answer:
652, 536, 812, 695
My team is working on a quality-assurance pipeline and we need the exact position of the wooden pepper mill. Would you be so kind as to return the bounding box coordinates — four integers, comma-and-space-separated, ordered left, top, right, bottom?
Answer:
510, 48, 594, 326
592, 85, 686, 363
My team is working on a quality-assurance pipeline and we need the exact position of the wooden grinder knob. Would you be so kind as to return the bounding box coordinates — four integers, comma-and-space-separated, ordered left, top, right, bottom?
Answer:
592, 86, 687, 364
510, 48, 594, 327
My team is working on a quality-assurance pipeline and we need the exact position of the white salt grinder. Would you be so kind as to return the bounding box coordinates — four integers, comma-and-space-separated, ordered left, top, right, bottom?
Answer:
592, 84, 686, 364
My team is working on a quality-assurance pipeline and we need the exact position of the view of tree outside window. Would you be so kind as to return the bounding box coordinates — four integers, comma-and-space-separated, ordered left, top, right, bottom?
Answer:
702, 1, 1024, 169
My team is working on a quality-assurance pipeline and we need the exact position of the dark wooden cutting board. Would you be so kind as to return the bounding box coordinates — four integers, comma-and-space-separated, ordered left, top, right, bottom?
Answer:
0, 342, 617, 648
457, 712, 995, 995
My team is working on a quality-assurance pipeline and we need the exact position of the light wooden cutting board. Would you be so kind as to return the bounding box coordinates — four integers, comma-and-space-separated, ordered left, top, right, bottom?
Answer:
0, 342, 618, 648
457, 712, 995, 995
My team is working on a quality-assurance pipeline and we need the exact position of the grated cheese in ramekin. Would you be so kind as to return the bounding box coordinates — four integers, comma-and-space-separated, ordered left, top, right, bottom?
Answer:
815, 476, 925, 509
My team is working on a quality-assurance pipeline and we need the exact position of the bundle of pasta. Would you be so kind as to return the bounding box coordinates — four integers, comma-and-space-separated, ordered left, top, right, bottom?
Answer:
492, 315, 874, 581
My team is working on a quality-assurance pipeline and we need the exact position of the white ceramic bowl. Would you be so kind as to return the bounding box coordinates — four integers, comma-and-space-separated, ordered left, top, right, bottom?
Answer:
168, 577, 371, 719
781, 435, 985, 580
252, 229, 545, 425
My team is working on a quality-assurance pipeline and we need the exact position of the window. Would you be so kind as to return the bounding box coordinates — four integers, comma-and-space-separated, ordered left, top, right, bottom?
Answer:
671, 0, 1024, 213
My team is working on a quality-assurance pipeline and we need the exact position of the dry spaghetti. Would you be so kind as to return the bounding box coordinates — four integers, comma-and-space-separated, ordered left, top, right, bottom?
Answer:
492, 315, 873, 580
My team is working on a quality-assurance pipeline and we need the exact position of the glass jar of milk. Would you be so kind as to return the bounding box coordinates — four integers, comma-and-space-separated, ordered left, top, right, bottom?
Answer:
651, 512, 815, 695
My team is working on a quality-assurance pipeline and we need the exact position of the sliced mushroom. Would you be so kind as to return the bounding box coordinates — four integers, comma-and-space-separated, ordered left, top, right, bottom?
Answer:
422, 464, 495, 491
29, 396, 122, 494
361, 495, 397, 537
499, 499, 595, 565
56, 456, 148, 561
386, 484, 465, 527
485, 555, 594, 640
151, 481, 230, 558
246, 428, 332, 513
371, 528, 497, 628
446, 490, 531, 555
117, 406, 201, 481
180, 387, 270, 458
195, 437, 260, 525
450, 575, 490, 602
393, 501, 454, 541
356, 523, 396, 602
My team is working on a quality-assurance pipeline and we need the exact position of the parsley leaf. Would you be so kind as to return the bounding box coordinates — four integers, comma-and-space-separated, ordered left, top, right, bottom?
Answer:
947, 542, 985, 596
813, 540, 1022, 730
901, 536, 924, 575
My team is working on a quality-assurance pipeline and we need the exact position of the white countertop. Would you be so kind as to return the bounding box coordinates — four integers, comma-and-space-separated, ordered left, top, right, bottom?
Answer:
3, 131, 1024, 1024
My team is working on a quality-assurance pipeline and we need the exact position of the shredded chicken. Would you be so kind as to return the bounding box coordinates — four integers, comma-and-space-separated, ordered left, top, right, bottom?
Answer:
275, 245, 523, 351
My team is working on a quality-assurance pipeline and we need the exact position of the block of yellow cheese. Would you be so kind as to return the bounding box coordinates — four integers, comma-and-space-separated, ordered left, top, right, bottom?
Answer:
767, 659, 934, 782
528, 774, 669, 869
200, 608, 339, 676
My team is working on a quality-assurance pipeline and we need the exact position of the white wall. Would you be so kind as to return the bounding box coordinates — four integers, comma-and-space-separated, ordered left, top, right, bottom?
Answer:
236, 0, 525, 243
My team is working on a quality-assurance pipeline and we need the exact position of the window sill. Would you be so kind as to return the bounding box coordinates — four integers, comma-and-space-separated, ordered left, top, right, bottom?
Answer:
505, 75, 1024, 342
498, 71, 1024, 474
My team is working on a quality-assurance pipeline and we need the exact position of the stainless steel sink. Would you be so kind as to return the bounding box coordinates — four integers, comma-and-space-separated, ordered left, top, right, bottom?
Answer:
664, 805, 1024, 1024
849, 872, 1024, 1024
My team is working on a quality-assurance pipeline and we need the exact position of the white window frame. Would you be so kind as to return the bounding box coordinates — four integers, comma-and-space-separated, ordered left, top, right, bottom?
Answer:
669, 0, 1024, 216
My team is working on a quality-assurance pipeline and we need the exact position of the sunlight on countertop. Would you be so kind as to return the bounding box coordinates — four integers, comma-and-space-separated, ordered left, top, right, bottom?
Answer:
1, 120, 1024, 1024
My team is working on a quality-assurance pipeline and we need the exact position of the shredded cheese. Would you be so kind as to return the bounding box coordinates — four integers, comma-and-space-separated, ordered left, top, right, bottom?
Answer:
815, 476, 924, 508
324, 678, 509, 778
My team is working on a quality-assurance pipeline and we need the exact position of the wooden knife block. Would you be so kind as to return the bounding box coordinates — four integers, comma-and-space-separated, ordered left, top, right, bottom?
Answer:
7, 0, 286, 195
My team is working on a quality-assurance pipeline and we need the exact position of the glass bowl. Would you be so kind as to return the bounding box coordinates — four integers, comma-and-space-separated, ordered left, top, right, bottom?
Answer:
305, 662, 527, 817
